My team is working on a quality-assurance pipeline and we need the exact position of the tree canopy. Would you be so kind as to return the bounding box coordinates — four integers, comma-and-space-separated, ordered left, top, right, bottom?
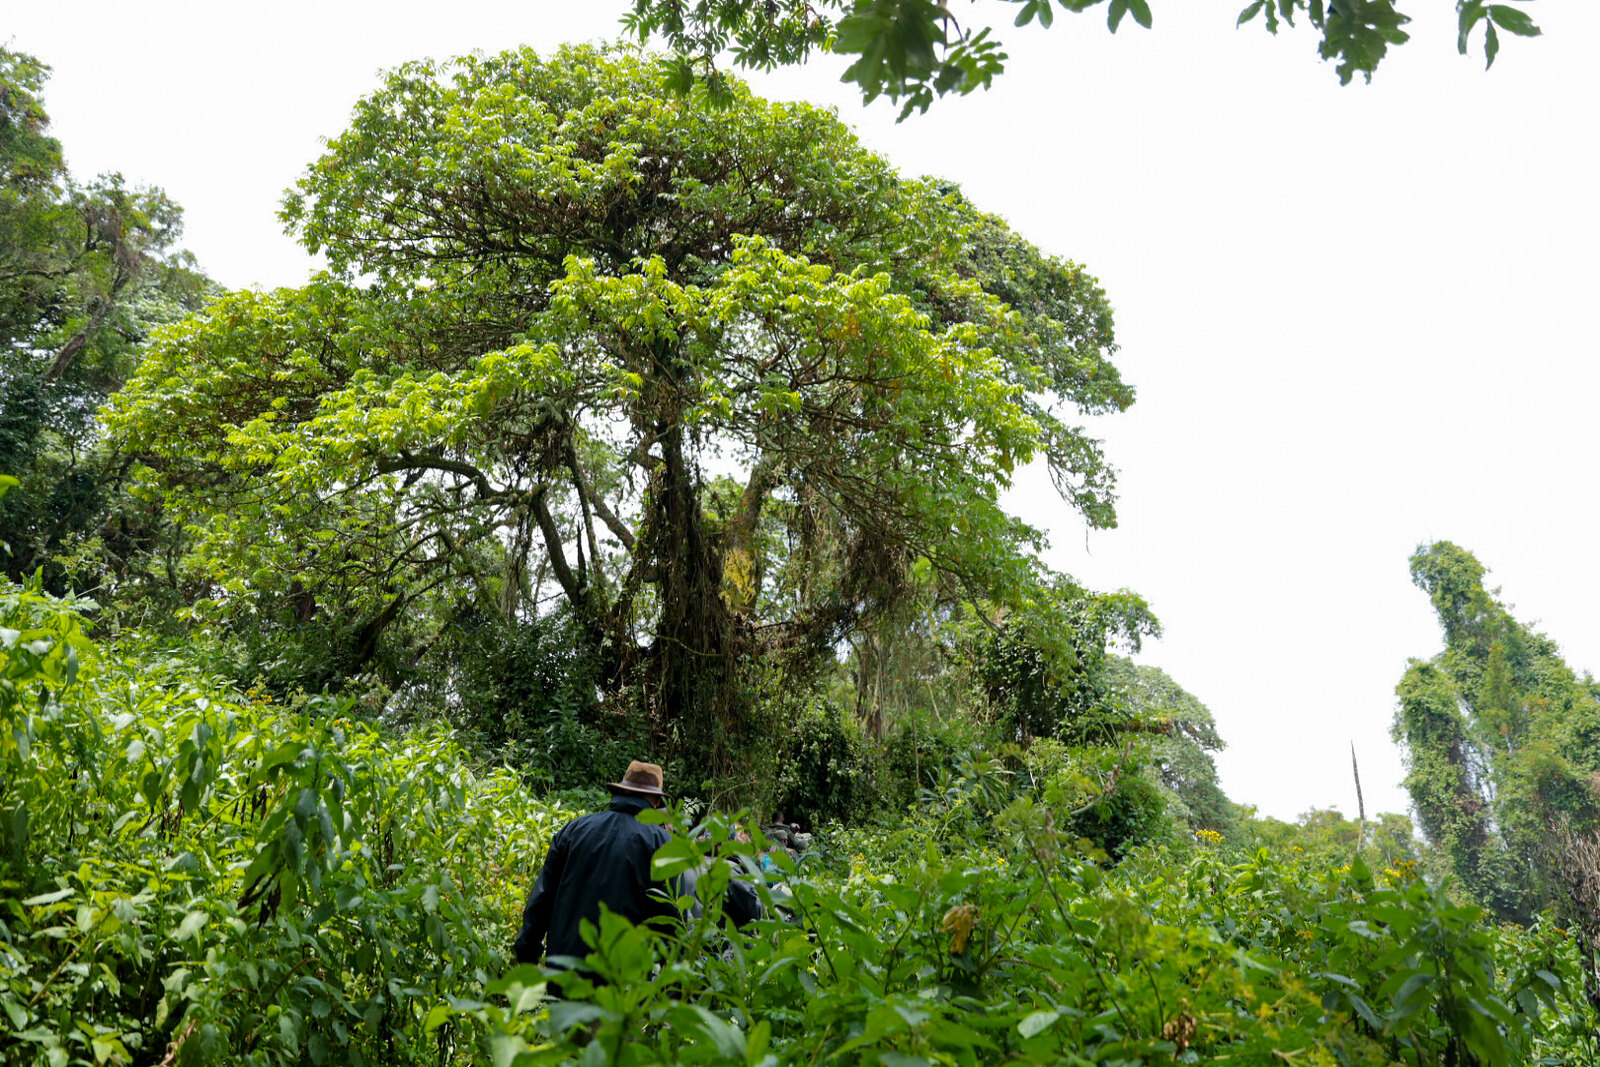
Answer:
0, 47, 208, 591
107, 45, 1134, 780
624, 0, 1544, 118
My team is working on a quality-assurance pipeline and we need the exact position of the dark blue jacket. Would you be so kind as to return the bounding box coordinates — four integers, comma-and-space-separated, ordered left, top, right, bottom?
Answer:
513, 794, 676, 965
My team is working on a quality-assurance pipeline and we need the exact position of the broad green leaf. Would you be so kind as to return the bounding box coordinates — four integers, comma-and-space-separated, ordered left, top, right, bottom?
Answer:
547, 1001, 605, 1034
174, 910, 208, 941
651, 835, 701, 880
1487, 5, 1540, 37
488, 1032, 529, 1067
1018, 1010, 1061, 1037
22, 888, 74, 907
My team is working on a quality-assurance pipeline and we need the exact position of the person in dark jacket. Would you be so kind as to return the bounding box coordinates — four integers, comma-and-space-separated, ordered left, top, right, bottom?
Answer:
513, 760, 677, 967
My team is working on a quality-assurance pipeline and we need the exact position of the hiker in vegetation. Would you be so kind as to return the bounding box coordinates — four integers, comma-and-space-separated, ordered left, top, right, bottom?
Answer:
513, 760, 677, 968
760, 817, 812, 874
681, 838, 763, 931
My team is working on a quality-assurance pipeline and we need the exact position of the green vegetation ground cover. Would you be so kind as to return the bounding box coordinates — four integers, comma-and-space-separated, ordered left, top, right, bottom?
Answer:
3, 582, 1595, 1066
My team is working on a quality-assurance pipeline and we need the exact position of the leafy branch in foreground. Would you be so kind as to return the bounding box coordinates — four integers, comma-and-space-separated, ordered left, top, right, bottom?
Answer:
624, 0, 1544, 117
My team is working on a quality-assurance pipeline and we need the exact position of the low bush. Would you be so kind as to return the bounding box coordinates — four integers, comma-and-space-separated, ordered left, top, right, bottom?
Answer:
4, 578, 1596, 1066
1, 578, 572, 1066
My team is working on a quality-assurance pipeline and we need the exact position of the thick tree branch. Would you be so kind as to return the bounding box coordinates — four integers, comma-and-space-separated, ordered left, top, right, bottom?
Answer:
722, 453, 780, 616
42, 301, 113, 383
374, 452, 502, 501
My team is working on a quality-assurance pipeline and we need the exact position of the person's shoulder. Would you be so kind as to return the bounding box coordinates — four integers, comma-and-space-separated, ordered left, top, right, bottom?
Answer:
628, 812, 671, 844
556, 809, 610, 836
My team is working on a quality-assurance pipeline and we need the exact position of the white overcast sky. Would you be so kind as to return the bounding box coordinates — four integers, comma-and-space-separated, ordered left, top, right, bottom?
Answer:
8, 1, 1599, 821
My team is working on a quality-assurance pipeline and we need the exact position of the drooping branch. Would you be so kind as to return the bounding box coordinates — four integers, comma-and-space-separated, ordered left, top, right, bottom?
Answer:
43, 300, 114, 383
630, 435, 663, 472
571, 453, 637, 553
566, 439, 607, 594
529, 486, 586, 614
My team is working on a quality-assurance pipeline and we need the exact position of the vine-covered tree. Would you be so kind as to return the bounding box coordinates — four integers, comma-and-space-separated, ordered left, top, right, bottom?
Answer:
108, 46, 1133, 782
975, 579, 1157, 744
1102, 656, 1233, 833
1395, 541, 1600, 1001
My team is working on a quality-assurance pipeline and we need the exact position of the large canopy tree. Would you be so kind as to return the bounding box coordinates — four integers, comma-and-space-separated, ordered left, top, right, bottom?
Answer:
108, 46, 1133, 780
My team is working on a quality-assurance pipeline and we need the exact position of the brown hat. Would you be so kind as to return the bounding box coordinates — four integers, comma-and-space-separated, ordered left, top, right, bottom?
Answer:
607, 760, 667, 798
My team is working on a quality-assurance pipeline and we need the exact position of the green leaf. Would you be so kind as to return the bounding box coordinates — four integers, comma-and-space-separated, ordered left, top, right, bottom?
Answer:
256, 741, 304, 776
1457, 0, 1486, 53
690, 1005, 747, 1060
294, 786, 319, 824
1391, 971, 1433, 1017
141, 769, 164, 810
488, 1032, 528, 1067
1487, 5, 1540, 37
1018, 1010, 1061, 1037
547, 1001, 605, 1035
22, 888, 74, 907
1125, 0, 1153, 29
1347, 994, 1382, 1030
651, 835, 701, 880
832, 13, 888, 54
174, 910, 208, 941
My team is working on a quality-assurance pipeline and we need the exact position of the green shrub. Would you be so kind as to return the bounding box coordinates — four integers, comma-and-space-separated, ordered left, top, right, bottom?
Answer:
773, 699, 878, 827
1027, 738, 1177, 860
451, 610, 653, 794
0, 577, 574, 1066
876, 712, 996, 815
4, 576, 1595, 1066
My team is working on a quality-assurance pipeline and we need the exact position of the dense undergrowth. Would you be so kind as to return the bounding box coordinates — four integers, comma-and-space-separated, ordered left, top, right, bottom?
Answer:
3, 581, 1597, 1066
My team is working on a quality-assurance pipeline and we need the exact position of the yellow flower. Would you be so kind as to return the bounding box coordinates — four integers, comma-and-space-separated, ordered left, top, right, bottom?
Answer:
941, 904, 980, 954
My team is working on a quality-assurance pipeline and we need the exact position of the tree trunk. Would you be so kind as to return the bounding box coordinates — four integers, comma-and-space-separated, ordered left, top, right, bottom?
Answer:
646, 414, 743, 784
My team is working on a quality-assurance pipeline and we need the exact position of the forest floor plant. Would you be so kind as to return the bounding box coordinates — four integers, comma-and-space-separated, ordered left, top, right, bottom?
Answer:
2, 578, 1595, 1065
